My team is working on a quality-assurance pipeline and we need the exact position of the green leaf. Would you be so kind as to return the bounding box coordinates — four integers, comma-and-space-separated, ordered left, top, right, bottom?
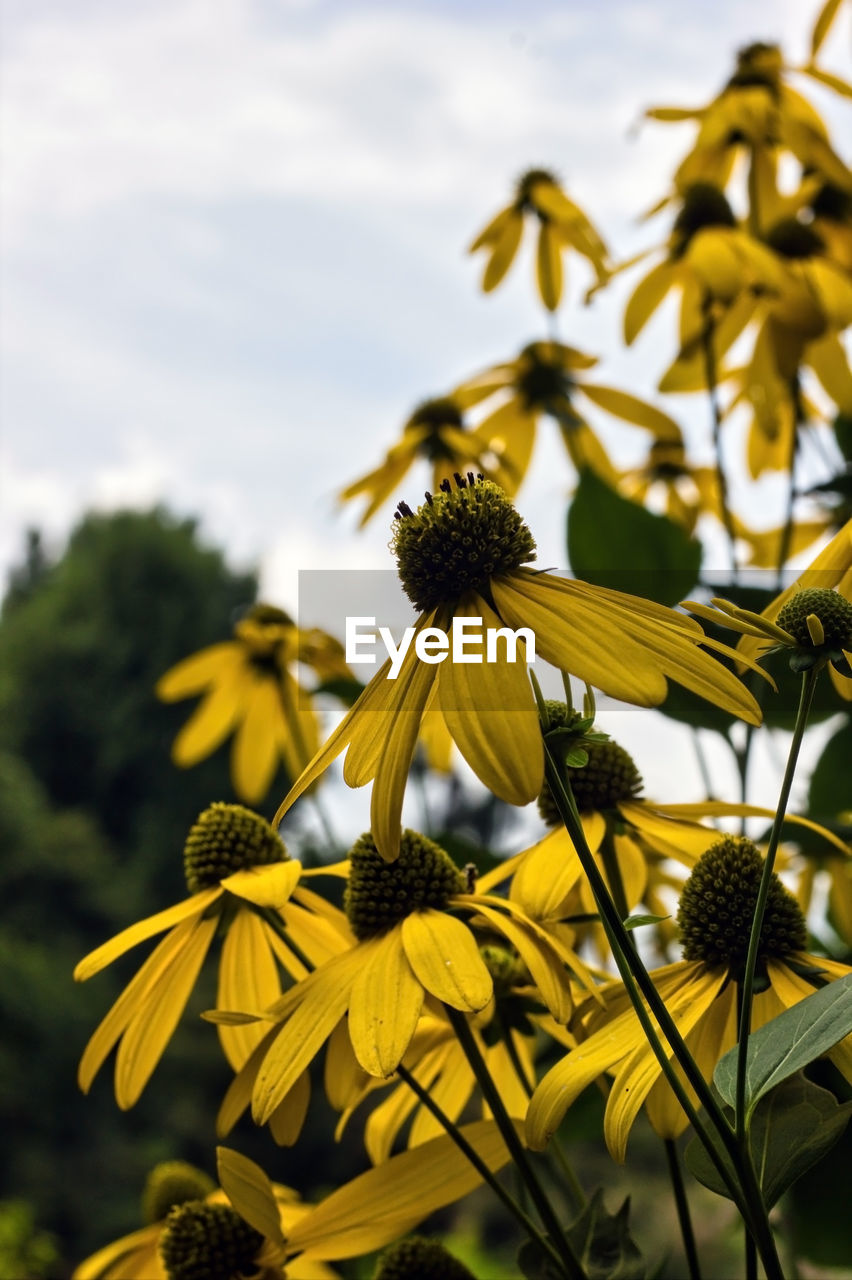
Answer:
566, 470, 701, 605
808, 716, 852, 819
622, 913, 669, 932
519, 1190, 645, 1280
714, 972, 852, 1117
686, 1074, 852, 1208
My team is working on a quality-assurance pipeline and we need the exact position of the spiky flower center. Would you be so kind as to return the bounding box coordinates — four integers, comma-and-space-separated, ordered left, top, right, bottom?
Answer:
677, 836, 806, 972
391, 473, 536, 612
373, 1237, 476, 1280
142, 1162, 216, 1226
766, 218, 825, 260
344, 830, 466, 940
539, 706, 643, 824
183, 802, 287, 893
159, 1202, 264, 1280
777, 588, 852, 649
516, 168, 559, 209
673, 184, 736, 252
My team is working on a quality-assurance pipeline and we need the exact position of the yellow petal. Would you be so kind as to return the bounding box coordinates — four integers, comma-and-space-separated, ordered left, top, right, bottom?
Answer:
468, 900, 573, 1022
401, 910, 492, 1011
155, 644, 242, 700
286, 1120, 512, 1260
348, 928, 424, 1077
438, 594, 542, 805
811, 0, 843, 56
579, 383, 682, 442
482, 210, 524, 292
217, 1146, 286, 1247
217, 909, 283, 1070
252, 945, 372, 1123
468, 203, 514, 252
72, 1226, 162, 1280
509, 828, 583, 919
409, 1041, 473, 1146
492, 571, 668, 706
171, 670, 245, 767
74, 890, 219, 981
115, 912, 218, 1108
231, 675, 282, 803
624, 259, 677, 345
268, 1068, 311, 1146
222, 861, 302, 908
536, 221, 562, 311
370, 617, 442, 861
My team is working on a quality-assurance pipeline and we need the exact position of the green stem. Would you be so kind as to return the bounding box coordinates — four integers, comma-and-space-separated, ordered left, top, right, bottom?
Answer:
664, 1138, 701, 1280
598, 825, 629, 923
700, 296, 738, 580
395, 1063, 567, 1276
541, 734, 784, 1278
735, 664, 821, 1141
445, 1005, 587, 1280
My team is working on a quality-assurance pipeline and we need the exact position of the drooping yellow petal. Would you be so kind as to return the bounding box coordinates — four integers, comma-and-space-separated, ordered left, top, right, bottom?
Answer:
217, 1146, 286, 1247
468, 203, 515, 253
643, 982, 736, 1141
286, 1120, 512, 1261
401, 910, 492, 1012
74, 890, 219, 981
370, 616, 443, 861
473, 398, 537, 497
231, 675, 282, 803
492, 571, 669, 706
482, 210, 524, 292
269, 1068, 311, 1146
325, 1017, 373, 1114
222, 861, 302, 908
536, 221, 562, 310
72, 1226, 162, 1280
115, 912, 218, 1108
438, 594, 542, 805
253, 944, 374, 1123
624, 259, 678, 345
217, 909, 283, 1070
155, 643, 242, 700
348, 927, 424, 1077
467, 900, 573, 1022
811, 0, 843, 56
654, 802, 851, 856
409, 1040, 473, 1147
171, 668, 246, 766
580, 383, 682, 442
604, 966, 724, 1162
509, 828, 584, 920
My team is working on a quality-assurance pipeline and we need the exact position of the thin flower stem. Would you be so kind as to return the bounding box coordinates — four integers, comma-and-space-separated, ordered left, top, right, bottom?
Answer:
540, 733, 784, 1278
735, 663, 822, 1142
445, 1005, 588, 1280
700, 297, 738, 580
394, 1063, 568, 1277
775, 376, 802, 591
254, 906, 315, 974
598, 826, 630, 924
745, 1233, 758, 1280
664, 1138, 702, 1280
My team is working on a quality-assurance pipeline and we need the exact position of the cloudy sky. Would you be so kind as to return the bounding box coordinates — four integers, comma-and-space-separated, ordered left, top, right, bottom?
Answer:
1, 0, 848, 617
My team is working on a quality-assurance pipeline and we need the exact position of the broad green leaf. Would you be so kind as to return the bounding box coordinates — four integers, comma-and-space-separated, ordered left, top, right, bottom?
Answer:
518, 1189, 646, 1280
567, 470, 701, 605
686, 1074, 852, 1208
714, 973, 852, 1116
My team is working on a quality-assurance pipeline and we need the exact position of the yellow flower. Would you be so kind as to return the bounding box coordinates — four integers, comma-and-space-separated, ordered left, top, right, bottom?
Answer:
468, 169, 608, 310
477, 707, 846, 959
527, 836, 852, 1162
453, 340, 682, 491
616, 439, 720, 534
72, 1160, 338, 1280
686, 518, 852, 697
242, 830, 587, 1125
338, 397, 518, 528
645, 40, 851, 218
623, 184, 784, 393
157, 604, 350, 805
333, 948, 540, 1164
74, 803, 352, 1107
276, 474, 765, 860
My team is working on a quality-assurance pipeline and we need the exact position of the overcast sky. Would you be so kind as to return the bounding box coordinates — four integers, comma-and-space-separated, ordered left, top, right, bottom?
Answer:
2, 0, 849, 823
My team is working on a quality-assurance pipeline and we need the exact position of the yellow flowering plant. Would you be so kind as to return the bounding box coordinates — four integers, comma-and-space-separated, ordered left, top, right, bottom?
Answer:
67, 4, 852, 1280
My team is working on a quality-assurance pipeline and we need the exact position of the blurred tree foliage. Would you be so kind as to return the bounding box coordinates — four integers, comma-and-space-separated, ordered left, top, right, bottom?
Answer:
0, 510, 261, 1270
